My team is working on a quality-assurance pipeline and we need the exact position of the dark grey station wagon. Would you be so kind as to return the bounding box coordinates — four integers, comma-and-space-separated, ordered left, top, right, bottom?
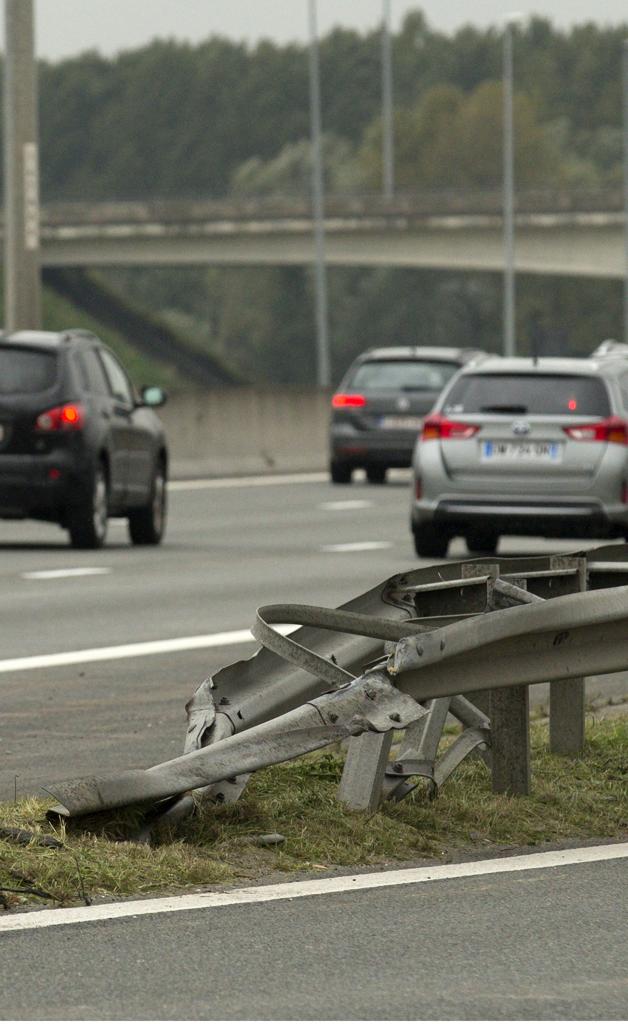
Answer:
330, 346, 485, 484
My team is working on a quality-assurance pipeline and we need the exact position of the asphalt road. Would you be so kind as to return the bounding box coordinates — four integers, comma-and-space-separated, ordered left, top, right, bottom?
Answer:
1, 853, 626, 1019
1, 470, 626, 801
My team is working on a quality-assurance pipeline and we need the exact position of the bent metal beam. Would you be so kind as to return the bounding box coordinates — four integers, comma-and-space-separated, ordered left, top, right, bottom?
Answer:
45, 545, 628, 820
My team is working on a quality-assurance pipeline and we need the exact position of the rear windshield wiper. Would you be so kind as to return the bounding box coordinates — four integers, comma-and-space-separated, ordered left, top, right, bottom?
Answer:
480, 404, 528, 414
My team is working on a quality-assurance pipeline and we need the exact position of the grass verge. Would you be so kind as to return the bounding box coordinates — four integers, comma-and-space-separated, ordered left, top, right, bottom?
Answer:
1, 717, 626, 911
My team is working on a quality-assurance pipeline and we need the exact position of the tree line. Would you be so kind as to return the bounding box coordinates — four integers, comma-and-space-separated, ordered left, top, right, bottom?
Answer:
14, 9, 628, 384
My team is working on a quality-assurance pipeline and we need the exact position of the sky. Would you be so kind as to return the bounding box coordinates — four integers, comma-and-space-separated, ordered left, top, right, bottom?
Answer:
26, 0, 628, 62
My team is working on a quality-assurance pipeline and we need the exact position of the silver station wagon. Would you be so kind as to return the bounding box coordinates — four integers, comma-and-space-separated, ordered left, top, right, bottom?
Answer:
411, 345, 628, 558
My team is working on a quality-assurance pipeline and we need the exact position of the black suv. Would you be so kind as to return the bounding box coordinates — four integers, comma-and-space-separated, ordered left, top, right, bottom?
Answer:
0, 329, 168, 548
330, 346, 486, 484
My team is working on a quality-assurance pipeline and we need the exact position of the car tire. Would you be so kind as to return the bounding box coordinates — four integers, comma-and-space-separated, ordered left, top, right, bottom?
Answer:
413, 523, 449, 559
465, 529, 499, 555
128, 461, 167, 545
366, 466, 387, 485
68, 462, 109, 549
330, 460, 352, 485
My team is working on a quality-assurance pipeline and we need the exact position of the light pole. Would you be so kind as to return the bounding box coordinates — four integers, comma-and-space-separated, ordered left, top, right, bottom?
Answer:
381, 0, 394, 200
502, 15, 521, 359
307, 0, 331, 388
3, 0, 41, 330
623, 38, 628, 345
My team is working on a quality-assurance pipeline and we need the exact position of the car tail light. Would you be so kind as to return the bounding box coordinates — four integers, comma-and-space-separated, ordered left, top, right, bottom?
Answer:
331, 393, 367, 408
562, 416, 628, 445
414, 477, 422, 499
421, 413, 479, 441
35, 402, 85, 431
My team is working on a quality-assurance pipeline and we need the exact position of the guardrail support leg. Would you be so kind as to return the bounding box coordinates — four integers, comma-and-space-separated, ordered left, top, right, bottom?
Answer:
548, 556, 587, 755
490, 684, 531, 795
337, 731, 394, 812
550, 677, 585, 754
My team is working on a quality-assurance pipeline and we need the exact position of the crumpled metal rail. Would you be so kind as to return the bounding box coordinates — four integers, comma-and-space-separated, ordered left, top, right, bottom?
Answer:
47, 673, 424, 818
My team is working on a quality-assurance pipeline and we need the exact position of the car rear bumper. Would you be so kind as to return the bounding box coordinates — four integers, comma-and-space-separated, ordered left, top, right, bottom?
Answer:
412, 496, 628, 538
331, 429, 420, 467
0, 453, 87, 520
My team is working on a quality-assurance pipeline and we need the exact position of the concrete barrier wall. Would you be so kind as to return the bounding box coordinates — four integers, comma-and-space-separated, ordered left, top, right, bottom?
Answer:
160, 388, 331, 478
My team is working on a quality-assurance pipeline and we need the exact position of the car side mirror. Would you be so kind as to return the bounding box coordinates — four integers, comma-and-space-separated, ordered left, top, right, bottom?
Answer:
141, 385, 167, 408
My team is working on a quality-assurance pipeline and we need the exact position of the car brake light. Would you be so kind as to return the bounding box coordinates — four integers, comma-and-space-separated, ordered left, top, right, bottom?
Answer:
414, 477, 422, 499
35, 402, 85, 431
331, 393, 367, 408
562, 416, 628, 445
421, 413, 479, 440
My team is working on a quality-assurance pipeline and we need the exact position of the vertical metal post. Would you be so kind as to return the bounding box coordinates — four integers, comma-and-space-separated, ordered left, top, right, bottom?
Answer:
3, 0, 41, 330
307, 0, 331, 388
381, 0, 395, 201
337, 731, 393, 812
502, 20, 516, 358
549, 557, 587, 755
623, 39, 628, 345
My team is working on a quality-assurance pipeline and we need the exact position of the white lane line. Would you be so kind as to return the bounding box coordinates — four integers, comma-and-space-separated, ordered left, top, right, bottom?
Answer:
21, 568, 112, 581
1, 843, 625, 935
0, 625, 294, 675
321, 541, 392, 553
319, 500, 372, 511
169, 472, 327, 492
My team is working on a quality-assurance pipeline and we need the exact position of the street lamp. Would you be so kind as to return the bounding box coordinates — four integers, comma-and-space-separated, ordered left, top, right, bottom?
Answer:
307, 0, 331, 388
502, 13, 523, 358
381, 0, 394, 200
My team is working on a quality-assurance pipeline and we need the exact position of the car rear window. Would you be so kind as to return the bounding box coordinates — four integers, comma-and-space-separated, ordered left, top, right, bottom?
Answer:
444, 374, 611, 417
0, 346, 58, 394
348, 360, 460, 392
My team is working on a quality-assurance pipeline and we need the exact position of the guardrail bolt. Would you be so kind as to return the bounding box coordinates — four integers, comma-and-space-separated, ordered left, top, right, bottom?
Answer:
389, 712, 401, 723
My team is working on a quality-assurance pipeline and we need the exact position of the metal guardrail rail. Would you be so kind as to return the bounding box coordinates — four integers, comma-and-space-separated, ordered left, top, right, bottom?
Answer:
46, 543, 628, 825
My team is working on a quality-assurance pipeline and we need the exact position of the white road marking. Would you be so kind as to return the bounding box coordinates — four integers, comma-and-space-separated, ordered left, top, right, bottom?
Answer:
0, 625, 294, 675
169, 472, 327, 491
21, 568, 112, 581
0, 843, 625, 935
320, 541, 392, 553
319, 500, 372, 511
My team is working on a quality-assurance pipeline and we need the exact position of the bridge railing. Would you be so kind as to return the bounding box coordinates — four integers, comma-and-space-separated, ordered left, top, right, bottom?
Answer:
36, 186, 625, 227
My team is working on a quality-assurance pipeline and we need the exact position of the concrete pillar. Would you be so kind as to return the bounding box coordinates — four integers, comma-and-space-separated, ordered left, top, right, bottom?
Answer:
3, 0, 41, 330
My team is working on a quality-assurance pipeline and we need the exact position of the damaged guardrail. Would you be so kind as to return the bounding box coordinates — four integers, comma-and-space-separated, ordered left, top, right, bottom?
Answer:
45, 543, 628, 825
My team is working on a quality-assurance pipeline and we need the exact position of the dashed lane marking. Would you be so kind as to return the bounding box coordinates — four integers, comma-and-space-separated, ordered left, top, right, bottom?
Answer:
21, 568, 112, 581
320, 541, 392, 553
169, 472, 328, 491
318, 500, 373, 511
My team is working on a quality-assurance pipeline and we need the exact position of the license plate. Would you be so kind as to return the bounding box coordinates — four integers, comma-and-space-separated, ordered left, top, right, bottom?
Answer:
380, 416, 423, 430
481, 441, 562, 462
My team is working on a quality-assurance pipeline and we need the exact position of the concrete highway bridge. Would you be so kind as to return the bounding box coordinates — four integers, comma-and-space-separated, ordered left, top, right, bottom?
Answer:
30, 188, 628, 278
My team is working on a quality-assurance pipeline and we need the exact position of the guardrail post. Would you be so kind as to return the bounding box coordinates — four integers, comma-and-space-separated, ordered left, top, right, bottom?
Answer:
549, 556, 587, 755
337, 731, 393, 812
462, 563, 532, 794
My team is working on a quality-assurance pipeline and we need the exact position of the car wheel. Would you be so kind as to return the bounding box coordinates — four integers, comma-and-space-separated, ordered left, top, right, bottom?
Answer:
465, 529, 499, 555
68, 462, 109, 549
128, 461, 167, 545
330, 460, 352, 485
413, 523, 449, 559
366, 466, 387, 485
